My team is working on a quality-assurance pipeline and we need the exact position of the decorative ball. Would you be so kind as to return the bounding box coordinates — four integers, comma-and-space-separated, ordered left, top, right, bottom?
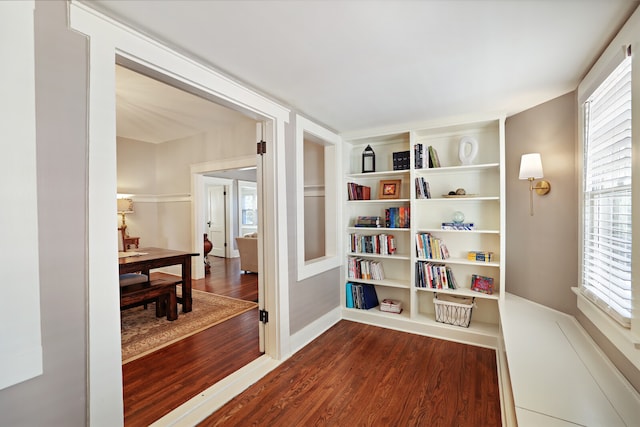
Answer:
452, 211, 465, 224
455, 188, 466, 195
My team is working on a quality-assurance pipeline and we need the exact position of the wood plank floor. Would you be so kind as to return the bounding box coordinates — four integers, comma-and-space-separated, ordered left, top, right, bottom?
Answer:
199, 321, 501, 427
122, 256, 261, 427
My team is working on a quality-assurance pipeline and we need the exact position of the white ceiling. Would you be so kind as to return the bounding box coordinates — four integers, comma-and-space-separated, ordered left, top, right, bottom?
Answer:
95, 0, 637, 136
116, 65, 256, 144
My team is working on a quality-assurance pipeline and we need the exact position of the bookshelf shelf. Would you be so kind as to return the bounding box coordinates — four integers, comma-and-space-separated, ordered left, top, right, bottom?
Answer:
417, 228, 499, 235
415, 162, 500, 175
346, 278, 411, 289
415, 286, 500, 301
415, 256, 500, 268
415, 196, 500, 202
347, 199, 411, 204
346, 170, 410, 179
346, 252, 411, 261
342, 116, 505, 347
348, 227, 411, 232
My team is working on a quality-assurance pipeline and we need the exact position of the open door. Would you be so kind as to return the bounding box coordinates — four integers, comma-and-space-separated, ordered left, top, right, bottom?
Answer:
207, 185, 227, 257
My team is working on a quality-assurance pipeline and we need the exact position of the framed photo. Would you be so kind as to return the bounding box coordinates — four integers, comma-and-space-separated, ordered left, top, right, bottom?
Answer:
378, 179, 401, 199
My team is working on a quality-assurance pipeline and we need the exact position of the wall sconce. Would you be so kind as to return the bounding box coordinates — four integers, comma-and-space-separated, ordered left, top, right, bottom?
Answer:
519, 153, 551, 216
362, 144, 376, 173
117, 198, 134, 227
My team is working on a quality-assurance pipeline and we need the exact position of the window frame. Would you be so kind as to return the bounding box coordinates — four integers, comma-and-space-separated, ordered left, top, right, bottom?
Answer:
576, 9, 640, 366
295, 115, 342, 280
580, 55, 633, 327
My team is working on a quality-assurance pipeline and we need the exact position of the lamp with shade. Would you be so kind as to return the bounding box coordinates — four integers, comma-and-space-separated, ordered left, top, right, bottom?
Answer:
117, 198, 134, 227
518, 153, 551, 216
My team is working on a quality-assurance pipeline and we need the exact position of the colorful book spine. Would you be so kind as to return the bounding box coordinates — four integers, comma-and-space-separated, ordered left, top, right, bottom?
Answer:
467, 251, 494, 262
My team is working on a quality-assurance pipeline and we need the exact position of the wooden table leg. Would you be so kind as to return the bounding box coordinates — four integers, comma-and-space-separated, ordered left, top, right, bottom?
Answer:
182, 257, 192, 313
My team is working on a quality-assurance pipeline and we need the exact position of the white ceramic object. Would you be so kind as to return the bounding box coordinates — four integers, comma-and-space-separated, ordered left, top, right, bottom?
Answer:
458, 136, 479, 165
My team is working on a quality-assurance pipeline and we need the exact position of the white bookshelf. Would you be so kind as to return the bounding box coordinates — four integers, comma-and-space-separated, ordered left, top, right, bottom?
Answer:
342, 117, 505, 346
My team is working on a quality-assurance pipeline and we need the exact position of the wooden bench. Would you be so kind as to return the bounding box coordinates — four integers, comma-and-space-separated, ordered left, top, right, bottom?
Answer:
120, 278, 179, 321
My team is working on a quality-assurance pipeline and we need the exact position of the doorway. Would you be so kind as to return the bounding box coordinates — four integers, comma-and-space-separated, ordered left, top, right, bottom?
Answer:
115, 65, 267, 419
72, 4, 291, 423
206, 182, 229, 258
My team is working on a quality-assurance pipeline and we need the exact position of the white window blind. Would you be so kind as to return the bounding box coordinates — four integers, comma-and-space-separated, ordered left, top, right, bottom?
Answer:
581, 55, 632, 327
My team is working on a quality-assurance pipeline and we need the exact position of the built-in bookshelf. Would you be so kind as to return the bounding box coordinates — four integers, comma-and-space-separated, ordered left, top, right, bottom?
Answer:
342, 117, 505, 346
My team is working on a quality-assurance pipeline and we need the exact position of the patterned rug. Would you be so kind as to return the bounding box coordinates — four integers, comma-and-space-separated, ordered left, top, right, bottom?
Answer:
121, 289, 257, 364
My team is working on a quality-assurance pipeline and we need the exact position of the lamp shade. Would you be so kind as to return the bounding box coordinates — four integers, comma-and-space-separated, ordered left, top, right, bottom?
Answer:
117, 198, 134, 214
519, 153, 544, 180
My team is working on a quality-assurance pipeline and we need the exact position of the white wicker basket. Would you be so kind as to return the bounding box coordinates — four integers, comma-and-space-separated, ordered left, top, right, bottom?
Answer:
433, 294, 475, 328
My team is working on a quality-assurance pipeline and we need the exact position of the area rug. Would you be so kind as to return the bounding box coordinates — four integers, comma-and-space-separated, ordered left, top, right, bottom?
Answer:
121, 289, 257, 364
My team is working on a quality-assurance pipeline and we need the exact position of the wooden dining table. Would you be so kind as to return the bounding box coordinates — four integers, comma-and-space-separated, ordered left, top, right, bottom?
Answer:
118, 247, 199, 313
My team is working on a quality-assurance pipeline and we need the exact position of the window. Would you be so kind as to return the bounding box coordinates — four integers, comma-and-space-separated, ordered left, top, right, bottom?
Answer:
580, 54, 632, 327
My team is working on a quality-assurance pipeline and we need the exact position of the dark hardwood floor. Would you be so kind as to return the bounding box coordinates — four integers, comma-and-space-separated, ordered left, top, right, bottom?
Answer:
200, 320, 502, 427
122, 256, 261, 427
124, 258, 501, 426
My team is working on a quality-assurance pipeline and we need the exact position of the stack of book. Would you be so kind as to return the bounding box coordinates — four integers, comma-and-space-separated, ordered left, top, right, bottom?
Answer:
415, 232, 450, 259
441, 222, 476, 230
345, 282, 379, 309
467, 251, 494, 262
347, 257, 385, 280
385, 207, 410, 228
355, 216, 382, 228
347, 182, 371, 200
415, 261, 458, 290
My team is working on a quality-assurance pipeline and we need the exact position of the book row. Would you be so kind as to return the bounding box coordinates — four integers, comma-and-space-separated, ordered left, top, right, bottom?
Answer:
415, 261, 459, 290
349, 233, 397, 255
415, 177, 432, 199
345, 282, 379, 310
347, 182, 371, 200
385, 207, 410, 228
347, 257, 386, 281
414, 143, 441, 169
415, 232, 450, 260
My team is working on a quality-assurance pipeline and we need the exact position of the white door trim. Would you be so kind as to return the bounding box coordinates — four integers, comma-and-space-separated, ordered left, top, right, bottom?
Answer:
69, 2, 291, 425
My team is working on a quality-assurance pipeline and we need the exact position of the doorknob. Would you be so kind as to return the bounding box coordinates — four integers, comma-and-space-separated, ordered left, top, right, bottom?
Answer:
207, 221, 212, 227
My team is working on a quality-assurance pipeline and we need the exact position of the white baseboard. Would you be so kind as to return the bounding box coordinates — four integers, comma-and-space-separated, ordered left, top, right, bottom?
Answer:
289, 306, 342, 355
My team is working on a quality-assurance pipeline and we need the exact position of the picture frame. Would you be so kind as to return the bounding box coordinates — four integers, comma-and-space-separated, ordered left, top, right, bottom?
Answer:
378, 179, 401, 199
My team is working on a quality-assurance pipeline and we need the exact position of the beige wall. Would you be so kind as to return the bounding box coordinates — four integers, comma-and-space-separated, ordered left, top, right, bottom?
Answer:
505, 91, 579, 315
116, 122, 256, 252
506, 91, 640, 391
0, 1, 89, 425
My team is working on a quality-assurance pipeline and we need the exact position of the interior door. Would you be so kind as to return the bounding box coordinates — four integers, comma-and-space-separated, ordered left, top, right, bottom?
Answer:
207, 185, 227, 257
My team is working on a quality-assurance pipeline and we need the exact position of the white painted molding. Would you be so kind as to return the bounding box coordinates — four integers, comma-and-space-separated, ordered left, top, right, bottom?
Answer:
70, 1, 292, 424
295, 114, 342, 281
130, 193, 191, 203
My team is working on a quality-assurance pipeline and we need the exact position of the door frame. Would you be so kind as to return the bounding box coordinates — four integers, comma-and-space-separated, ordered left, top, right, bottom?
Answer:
203, 177, 234, 260
69, 2, 291, 425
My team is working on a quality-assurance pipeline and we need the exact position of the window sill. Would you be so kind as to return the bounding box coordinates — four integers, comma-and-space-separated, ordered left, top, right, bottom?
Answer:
572, 287, 640, 366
